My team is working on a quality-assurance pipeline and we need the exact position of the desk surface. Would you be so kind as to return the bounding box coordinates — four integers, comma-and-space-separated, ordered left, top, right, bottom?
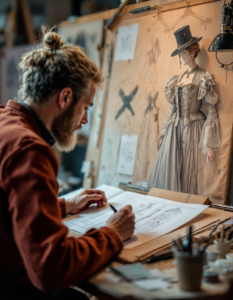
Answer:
68, 230, 229, 300
78, 259, 229, 300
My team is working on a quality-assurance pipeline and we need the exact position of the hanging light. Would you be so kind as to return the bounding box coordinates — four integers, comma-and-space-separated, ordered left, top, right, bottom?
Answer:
208, 0, 233, 67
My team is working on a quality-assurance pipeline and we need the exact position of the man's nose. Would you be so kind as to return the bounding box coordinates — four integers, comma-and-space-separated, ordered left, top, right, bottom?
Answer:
81, 111, 88, 125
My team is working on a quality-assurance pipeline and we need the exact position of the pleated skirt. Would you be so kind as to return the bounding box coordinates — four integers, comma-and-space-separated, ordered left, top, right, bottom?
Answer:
148, 118, 205, 194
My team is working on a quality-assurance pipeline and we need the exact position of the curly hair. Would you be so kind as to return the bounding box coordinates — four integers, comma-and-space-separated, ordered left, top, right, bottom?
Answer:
17, 26, 104, 104
186, 42, 201, 59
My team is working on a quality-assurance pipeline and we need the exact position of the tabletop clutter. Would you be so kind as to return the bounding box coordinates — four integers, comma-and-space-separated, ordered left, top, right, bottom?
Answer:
106, 224, 233, 292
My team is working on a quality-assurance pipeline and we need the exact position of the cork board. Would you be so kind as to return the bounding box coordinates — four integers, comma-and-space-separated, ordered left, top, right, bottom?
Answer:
96, 0, 233, 204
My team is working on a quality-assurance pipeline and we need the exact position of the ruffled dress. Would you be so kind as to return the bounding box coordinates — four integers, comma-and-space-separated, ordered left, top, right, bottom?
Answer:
148, 68, 221, 194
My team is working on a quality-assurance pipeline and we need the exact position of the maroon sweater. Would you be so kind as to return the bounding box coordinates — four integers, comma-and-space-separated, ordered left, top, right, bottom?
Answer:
0, 100, 122, 295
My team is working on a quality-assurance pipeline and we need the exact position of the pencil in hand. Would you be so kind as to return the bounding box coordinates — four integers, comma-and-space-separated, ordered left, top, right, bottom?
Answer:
110, 204, 118, 213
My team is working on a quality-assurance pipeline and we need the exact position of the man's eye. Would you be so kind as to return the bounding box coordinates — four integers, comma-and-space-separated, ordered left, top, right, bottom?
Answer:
85, 107, 89, 111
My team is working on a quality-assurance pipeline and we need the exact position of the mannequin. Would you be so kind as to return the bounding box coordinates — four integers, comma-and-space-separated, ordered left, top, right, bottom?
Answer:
148, 25, 220, 194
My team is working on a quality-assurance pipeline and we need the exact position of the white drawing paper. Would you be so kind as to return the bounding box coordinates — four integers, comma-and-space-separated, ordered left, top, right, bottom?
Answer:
93, 89, 104, 148
81, 161, 91, 178
63, 191, 208, 249
97, 129, 122, 186
117, 135, 138, 175
114, 23, 139, 61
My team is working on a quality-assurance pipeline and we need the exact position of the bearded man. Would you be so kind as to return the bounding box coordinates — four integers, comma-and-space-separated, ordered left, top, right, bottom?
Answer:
0, 27, 135, 300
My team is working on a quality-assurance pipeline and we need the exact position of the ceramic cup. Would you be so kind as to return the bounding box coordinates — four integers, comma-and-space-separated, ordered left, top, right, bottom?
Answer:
206, 244, 220, 263
214, 240, 231, 259
174, 251, 205, 291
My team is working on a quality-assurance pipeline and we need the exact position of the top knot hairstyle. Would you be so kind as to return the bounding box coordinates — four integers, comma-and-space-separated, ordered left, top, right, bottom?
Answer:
18, 26, 104, 104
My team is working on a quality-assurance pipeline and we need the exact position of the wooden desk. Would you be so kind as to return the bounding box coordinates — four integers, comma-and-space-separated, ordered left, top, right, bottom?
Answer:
68, 230, 229, 300
78, 259, 230, 300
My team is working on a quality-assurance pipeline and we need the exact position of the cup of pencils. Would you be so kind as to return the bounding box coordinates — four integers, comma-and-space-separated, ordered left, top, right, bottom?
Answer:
173, 226, 206, 291
214, 225, 232, 259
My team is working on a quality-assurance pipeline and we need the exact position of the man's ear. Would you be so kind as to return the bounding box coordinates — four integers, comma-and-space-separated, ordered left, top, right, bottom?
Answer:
58, 88, 73, 109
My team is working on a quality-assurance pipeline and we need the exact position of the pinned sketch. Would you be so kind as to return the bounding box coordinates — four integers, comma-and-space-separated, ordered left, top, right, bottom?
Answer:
134, 92, 159, 180
141, 39, 161, 84
93, 89, 104, 148
114, 23, 139, 61
97, 129, 122, 186
81, 161, 91, 178
117, 135, 138, 176
115, 86, 138, 120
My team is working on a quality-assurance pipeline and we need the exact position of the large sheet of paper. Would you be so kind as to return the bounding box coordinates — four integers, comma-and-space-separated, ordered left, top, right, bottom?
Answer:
117, 135, 138, 175
114, 24, 139, 61
63, 191, 208, 249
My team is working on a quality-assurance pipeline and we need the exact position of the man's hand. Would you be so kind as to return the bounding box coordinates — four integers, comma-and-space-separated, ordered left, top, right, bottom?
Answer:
207, 147, 215, 163
65, 189, 107, 215
106, 205, 135, 242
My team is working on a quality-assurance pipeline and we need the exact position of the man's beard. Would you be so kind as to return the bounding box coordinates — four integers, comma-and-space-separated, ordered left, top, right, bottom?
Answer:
51, 101, 81, 152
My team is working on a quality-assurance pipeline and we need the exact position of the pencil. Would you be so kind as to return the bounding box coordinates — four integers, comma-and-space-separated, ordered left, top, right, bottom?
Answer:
209, 223, 219, 237
110, 204, 118, 213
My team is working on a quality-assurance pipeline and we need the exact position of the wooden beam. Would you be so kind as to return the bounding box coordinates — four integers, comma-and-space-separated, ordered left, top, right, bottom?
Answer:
59, 0, 220, 28
6, 0, 17, 47
113, 0, 221, 28
19, 0, 36, 44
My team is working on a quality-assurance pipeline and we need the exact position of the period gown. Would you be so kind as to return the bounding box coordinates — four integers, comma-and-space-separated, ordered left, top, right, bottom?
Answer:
148, 67, 221, 194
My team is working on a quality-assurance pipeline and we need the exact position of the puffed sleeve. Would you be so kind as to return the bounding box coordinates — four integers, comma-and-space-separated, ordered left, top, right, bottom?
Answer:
165, 75, 179, 104
198, 72, 221, 162
158, 76, 179, 147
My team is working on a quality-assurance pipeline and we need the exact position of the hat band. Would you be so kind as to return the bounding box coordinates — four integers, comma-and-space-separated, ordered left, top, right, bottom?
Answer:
177, 37, 197, 50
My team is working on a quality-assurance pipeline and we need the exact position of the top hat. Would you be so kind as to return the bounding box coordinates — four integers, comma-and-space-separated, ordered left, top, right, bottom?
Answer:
171, 25, 202, 57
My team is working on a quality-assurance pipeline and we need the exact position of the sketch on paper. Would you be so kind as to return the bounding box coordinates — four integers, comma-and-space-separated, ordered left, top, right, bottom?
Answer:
117, 135, 138, 176
147, 13, 168, 33
164, 7, 212, 36
97, 129, 122, 186
148, 7, 212, 37
134, 92, 159, 180
141, 39, 161, 84
114, 23, 139, 61
63, 191, 208, 249
115, 86, 138, 120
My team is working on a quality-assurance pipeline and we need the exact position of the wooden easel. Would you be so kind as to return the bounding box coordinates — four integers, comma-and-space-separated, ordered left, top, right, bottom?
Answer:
5, 0, 36, 47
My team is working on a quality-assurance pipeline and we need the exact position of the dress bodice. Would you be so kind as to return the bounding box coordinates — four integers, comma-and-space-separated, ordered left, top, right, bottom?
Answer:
173, 81, 205, 127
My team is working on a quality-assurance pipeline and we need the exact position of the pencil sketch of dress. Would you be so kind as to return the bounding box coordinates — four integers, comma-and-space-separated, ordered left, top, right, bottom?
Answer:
148, 68, 221, 194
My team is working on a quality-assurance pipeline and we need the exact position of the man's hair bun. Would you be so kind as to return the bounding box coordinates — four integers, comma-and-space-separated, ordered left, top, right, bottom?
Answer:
42, 26, 64, 50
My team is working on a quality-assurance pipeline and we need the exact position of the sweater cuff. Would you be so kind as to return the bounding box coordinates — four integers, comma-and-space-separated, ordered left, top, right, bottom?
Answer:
98, 226, 123, 252
58, 198, 66, 217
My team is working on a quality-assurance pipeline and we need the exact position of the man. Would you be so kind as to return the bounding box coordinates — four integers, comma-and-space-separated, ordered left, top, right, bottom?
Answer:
0, 27, 135, 299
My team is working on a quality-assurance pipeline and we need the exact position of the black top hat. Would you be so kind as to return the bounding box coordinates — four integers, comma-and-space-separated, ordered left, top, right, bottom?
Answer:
171, 25, 202, 57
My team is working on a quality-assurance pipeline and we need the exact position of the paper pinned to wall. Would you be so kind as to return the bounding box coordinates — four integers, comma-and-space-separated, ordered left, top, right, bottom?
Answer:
93, 89, 104, 148
81, 161, 91, 178
117, 135, 138, 176
114, 23, 139, 61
